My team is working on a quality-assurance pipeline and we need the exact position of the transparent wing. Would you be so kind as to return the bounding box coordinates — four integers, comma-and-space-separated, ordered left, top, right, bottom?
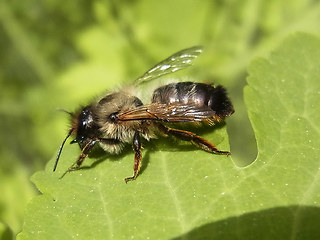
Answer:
135, 46, 203, 85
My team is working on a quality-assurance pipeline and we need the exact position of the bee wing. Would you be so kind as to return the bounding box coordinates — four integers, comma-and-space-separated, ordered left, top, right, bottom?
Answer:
117, 103, 223, 124
134, 46, 203, 85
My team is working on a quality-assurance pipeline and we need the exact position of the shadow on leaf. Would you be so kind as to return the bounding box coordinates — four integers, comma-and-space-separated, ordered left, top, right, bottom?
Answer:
172, 206, 320, 240
58, 122, 229, 179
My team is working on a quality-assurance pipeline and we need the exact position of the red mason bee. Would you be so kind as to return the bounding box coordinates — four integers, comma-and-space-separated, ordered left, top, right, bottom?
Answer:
54, 46, 234, 182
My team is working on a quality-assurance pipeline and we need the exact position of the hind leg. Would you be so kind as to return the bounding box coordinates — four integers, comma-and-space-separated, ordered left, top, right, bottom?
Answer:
158, 124, 230, 155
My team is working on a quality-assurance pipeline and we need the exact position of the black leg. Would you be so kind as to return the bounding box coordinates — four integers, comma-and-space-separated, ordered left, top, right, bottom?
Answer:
125, 131, 142, 183
98, 138, 121, 145
69, 139, 98, 171
158, 124, 230, 155
69, 137, 121, 171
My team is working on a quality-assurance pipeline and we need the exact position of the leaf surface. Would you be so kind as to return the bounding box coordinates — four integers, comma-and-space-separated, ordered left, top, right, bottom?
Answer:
18, 33, 320, 240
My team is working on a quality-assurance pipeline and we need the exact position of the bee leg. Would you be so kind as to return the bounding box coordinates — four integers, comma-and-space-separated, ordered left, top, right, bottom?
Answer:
158, 124, 230, 155
124, 131, 142, 183
69, 139, 98, 171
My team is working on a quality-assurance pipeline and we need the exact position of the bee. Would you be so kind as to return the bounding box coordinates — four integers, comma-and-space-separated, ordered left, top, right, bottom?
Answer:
53, 46, 234, 182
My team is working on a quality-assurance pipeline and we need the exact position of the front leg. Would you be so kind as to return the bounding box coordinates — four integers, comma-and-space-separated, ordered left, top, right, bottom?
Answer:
69, 138, 98, 171
68, 138, 121, 171
125, 131, 142, 183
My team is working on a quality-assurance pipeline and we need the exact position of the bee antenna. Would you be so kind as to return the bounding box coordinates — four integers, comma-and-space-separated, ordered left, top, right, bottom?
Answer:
56, 108, 73, 116
53, 129, 73, 172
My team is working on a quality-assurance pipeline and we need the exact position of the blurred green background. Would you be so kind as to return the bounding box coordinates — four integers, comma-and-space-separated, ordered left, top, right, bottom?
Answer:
1, 0, 320, 237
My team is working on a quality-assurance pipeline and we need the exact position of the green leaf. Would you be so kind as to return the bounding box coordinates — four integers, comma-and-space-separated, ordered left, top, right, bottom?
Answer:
18, 33, 320, 239
0, 168, 35, 238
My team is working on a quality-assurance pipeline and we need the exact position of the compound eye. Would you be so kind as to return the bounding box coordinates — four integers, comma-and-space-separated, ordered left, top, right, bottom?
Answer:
109, 112, 119, 122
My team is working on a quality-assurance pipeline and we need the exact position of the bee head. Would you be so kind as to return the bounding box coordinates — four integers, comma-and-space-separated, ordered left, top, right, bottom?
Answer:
70, 106, 100, 148
53, 105, 99, 171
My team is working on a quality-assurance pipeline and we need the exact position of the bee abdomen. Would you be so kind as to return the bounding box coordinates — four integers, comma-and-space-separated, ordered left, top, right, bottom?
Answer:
152, 82, 234, 118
